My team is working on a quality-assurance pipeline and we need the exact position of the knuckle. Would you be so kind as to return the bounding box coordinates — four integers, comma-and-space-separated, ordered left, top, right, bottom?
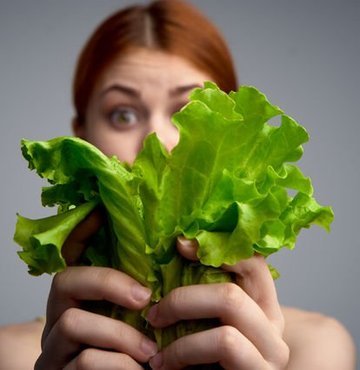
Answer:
90, 267, 117, 301
76, 349, 135, 370
278, 341, 290, 368
171, 341, 187, 368
269, 340, 290, 369
275, 314, 286, 335
166, 287, 185, 317
253, 253, 266, 266
57, 307, 82, 337
51, 268, 75, 297
97, 268, 117, 294
161, 335, 189, 369
51, 271, 66, 294
222, 282, 244, 309
217, 325, 240, 356
115, 353, 139, 370
238, 254, 266, 278
76, 348, 97, 370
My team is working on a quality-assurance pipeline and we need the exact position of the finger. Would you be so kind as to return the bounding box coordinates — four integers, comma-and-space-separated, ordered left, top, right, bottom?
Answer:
64, 349, 144, 370
38, 309, 157, 369
176, 236, 198, 261
43, 266, 152, 342
146, 283, 282, 361
149, 326, 265, 370
62, 207, 105, 265
223, 255, 284, 333
177, 237, 284, 333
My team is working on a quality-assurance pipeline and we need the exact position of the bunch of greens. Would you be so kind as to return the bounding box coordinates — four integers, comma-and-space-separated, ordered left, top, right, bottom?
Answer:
14, 82, 333, 347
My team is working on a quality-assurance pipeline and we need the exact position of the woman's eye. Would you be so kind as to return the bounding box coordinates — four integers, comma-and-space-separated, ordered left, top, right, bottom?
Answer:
171, 101, 188, 116
109, 107, 138, 127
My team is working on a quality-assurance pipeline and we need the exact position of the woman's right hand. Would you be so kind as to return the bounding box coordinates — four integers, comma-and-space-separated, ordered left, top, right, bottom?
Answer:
35, 266, 157, 370
35, 211, 158, 370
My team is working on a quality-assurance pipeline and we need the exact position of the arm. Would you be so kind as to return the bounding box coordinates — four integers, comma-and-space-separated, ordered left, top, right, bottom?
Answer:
3, 210, 355, 369
283, 307, 357, 370
0, 320, 44, 369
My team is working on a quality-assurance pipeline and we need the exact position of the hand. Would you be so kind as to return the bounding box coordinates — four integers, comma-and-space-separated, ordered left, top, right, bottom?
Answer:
35, 211, 158, 370
147, 238, 289, 370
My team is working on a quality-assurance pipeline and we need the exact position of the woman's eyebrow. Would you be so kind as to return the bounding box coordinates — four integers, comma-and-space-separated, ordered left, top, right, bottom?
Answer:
100, 84, 140, 98
169, 84, 202, 97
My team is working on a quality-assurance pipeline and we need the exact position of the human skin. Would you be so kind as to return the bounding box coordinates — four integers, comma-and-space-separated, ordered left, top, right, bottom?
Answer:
71, 48, 289, 368
44, 49, 289, 369
0, 49, 356, 369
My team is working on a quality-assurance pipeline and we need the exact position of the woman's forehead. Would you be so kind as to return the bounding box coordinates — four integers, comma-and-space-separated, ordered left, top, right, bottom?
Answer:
97, 48, 211, 92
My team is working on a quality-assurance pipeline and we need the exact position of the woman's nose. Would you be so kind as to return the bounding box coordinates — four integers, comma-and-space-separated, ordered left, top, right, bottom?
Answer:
148, 115, 179, 152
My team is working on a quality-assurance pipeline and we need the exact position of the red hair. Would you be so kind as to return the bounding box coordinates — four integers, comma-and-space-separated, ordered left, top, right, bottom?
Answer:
73, 0, 238, 124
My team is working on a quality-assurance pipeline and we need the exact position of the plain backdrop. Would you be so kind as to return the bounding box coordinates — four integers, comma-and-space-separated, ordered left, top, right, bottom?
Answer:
1, 0, 359, 359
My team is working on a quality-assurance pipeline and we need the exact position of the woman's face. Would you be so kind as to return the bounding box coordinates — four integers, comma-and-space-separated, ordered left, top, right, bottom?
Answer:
75, 48, 211, 163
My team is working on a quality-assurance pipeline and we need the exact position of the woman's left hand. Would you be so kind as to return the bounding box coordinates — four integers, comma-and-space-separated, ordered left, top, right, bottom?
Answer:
147, 238, 289, 370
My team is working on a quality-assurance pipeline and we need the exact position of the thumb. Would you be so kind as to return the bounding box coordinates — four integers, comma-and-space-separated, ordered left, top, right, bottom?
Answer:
176, 236, 199, 261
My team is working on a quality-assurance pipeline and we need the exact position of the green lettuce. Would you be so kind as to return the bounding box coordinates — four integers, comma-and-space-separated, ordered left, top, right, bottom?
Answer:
14, 82, 334, 347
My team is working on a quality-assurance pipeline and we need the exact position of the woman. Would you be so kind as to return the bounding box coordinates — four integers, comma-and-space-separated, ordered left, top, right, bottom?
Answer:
0, 1, 356, 369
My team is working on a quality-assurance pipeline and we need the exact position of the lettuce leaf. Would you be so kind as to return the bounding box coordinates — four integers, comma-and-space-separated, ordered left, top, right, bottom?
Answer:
14, 82, 334, 346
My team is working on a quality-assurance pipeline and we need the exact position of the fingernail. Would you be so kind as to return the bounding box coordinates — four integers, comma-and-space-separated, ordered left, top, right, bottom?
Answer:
177, 235, 189, 246
147, 304, 158, 324
140, 337, 158, 357
131, 285, 151, 302
149, 352, 163, 369
177, 235, 197, 249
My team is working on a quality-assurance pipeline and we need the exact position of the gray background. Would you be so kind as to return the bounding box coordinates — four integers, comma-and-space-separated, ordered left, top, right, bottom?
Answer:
1, 0, 359, 359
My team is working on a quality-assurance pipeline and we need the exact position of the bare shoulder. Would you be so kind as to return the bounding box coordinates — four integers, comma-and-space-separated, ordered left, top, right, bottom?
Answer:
282, 306, 357, 370
0, 319, 44, 369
